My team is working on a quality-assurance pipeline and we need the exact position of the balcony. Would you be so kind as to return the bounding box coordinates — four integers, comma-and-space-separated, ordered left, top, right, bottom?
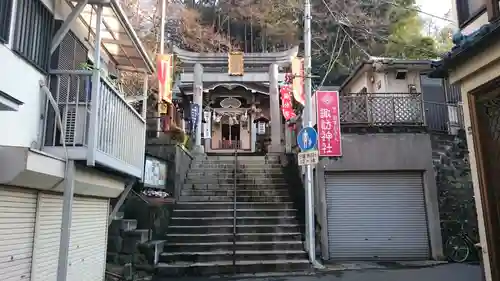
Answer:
339, 93, 425, 126
42, 70, 146, 178
424, 101, 465, 133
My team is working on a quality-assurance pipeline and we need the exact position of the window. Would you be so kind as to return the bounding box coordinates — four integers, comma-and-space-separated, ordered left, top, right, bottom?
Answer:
0, 0, 13, 43
456, 0, 485, 26
13, 0, 54, 71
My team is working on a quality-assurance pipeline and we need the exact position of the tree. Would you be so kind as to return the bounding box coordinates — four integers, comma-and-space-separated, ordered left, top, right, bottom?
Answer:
383, 0, 440, 59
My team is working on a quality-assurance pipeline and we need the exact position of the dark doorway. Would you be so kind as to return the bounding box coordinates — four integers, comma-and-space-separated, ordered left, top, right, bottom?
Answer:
221, 124, 240, 149
221, 124, 240, 141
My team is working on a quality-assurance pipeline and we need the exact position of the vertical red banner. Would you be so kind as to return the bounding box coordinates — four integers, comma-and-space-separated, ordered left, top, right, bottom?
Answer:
316, 91, 342, 157
280, 84, 296, 121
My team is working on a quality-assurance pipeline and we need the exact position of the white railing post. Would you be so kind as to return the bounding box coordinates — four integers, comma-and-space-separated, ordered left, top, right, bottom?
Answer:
87, 4, 104, 166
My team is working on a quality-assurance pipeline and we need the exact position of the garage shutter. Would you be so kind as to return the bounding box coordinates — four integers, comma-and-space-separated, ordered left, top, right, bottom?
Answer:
325, 172, 429, 260
0, 186, 37, 281
31, 193, 109, 281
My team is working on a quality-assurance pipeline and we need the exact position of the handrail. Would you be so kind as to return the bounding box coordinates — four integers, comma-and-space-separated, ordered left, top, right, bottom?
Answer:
232, 147, 238, 272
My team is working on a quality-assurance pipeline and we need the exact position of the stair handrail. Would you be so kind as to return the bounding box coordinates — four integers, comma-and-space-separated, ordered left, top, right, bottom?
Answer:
232, 147, 238, 271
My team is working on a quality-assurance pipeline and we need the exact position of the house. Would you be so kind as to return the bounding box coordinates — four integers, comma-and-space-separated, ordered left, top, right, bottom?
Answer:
0, 0, 153, 280
287, 58, 443, 262
430, 1, 500, 280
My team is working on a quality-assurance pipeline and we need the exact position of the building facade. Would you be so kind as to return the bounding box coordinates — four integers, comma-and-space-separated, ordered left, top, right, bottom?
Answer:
295, 59, 450, 261
431, 1, 500, 280
0, 0, 153, 280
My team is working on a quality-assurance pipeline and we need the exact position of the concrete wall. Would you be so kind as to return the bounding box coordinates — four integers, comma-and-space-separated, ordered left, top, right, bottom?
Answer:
315, 133, 444, 260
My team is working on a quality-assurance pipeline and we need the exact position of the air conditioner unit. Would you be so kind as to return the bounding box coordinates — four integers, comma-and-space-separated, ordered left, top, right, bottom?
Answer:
61, 104, 88, 145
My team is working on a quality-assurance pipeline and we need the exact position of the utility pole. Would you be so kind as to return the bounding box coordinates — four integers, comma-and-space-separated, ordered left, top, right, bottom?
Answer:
303, 0, 316, 265
157, 0, 167, 136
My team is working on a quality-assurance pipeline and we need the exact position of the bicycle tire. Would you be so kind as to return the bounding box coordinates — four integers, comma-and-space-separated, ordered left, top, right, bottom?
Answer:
445, 235, 471, 262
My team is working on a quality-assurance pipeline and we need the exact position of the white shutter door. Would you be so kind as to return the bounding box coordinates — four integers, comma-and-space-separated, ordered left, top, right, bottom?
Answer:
326, 172, 429, 260
32, 193, 109, 281
0, 186, 37, 281
67, 196, 109, 281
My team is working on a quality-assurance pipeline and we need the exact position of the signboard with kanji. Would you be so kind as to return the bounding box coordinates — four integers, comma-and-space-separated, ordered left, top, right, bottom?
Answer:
298, 150, 319, 166
316, 90, 342, 157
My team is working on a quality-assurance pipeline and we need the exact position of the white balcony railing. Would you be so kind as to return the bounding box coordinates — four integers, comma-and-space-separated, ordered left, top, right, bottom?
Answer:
43, 69, 146, 178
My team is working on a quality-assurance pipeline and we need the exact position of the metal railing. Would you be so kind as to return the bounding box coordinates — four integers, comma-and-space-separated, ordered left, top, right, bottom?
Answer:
424, 101, 465, 133
339, 93, 424, 126
232, 147, 238, 272
43, 70, 146, 176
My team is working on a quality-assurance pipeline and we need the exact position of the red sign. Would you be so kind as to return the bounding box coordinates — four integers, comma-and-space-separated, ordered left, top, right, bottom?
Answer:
316, 91, 342, 156
280, 84, 296, 121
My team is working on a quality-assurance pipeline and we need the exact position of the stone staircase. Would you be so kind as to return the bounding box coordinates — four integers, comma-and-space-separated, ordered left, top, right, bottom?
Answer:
107, 212, 166, 280
155, 155, 310, 276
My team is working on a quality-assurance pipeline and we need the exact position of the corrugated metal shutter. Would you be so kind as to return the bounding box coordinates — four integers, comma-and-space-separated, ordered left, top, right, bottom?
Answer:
31, 193, 109, 281
325, 172, 429, 260
0, 186, 37, 281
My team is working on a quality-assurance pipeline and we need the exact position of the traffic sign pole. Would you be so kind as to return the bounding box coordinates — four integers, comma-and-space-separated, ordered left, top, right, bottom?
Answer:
303, 0, 317, 264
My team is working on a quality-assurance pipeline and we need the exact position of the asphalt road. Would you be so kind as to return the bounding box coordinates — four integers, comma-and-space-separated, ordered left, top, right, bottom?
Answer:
161, 263, 482, 281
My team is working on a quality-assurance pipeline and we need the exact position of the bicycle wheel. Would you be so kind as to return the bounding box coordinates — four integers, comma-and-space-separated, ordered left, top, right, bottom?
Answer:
445, 235, 471, 262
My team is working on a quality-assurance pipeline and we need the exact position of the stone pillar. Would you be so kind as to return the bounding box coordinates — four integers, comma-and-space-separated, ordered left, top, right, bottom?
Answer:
193, 63, 204, 154
269, 63, 282, 152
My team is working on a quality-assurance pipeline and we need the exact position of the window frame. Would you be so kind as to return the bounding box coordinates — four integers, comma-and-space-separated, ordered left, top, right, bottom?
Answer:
0, 0, 14, 43
12, 0, 55, 73
456, 0, 487, 27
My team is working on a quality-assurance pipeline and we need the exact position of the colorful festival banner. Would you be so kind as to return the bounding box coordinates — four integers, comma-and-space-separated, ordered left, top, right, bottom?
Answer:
291, 57, 305, 106
315, 90, 342, 157
157, 54, 174, 104
280, 84, 296, 121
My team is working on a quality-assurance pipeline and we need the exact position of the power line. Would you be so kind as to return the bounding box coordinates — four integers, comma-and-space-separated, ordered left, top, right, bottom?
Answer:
380, 0, 456, 24
320, 0, 442, 59
320, 0, 372, 58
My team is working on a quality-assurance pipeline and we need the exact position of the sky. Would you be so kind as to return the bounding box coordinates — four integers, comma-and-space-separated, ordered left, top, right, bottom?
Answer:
416, 0, 453, 28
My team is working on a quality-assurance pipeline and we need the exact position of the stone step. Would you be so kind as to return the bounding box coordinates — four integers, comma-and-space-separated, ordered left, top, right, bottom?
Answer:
190, 163, 282, 169
185, 178, 287, 184
122, 229, 150, 253
165, 232, 303, 243
178, 195, 292, 202
189, 167, 282, 173
164, 240, 304, 252
159, 249, 307, 264
167, 224, 301, 235
182, 183, 289, 190
204, 155, 280, 161
170, 216, 298, 226
175, 202, 295, 210
172, 208, 298, 217
186, 172, 285, 179
180, 189, 291, 197
155, 259, 310, 276
108, 219, 137, 236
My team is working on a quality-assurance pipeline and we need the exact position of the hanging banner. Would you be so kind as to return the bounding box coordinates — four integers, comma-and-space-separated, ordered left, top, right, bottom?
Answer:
280, 84, 296, 121
157, 54, 174, 104
203, 111, 212, 139
316, 90, 342, 157
291, 57, 306, 106
190, 104, 200, 137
